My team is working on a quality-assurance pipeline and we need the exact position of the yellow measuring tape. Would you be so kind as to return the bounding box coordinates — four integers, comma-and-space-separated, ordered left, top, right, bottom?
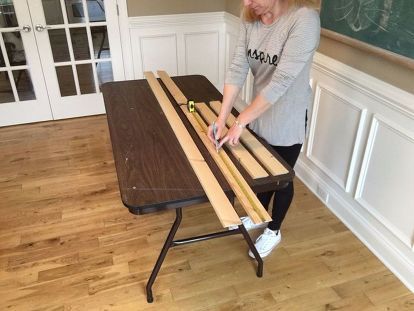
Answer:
187, 100, 195, 112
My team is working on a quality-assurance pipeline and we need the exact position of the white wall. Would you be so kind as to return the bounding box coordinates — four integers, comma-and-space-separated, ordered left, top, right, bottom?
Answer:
122, 12, 414, 292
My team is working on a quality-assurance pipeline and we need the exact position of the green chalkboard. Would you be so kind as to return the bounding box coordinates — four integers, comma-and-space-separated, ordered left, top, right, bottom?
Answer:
320, 0, 414, 60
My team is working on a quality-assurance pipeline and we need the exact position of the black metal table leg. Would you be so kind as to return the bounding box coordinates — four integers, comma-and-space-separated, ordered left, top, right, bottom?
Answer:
239, 224, 263, 277
146, 208, 183, 303
145, 209, 264, 303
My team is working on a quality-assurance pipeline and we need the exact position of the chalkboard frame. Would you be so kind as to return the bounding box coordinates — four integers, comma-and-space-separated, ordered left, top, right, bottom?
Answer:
320, 2, 414, 70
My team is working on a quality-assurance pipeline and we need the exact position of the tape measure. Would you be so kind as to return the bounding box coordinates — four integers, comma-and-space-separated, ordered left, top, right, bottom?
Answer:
187, 100, 195, 113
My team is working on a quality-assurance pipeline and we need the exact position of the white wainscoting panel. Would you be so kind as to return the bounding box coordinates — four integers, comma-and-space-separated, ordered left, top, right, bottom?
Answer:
355, 115, 414, 249
140, 35, 179, 75
184, 32, 220, 85
307, 83, 367, 191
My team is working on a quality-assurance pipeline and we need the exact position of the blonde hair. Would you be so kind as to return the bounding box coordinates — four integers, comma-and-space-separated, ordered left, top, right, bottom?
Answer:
242, 0, 320, 22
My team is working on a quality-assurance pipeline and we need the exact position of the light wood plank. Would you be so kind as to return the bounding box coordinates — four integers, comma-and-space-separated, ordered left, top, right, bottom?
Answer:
144, 71, 240, 228
210, 100, 289, 176
182, 106, 271, 223
157, 70, 187, 104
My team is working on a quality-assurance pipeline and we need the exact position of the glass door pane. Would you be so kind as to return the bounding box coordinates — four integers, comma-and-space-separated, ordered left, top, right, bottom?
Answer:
64, 0, 105, 23
43, 0, 64, 25
0, 0, 18, 28
0, 72, 14, 103
0, 30, 34, 102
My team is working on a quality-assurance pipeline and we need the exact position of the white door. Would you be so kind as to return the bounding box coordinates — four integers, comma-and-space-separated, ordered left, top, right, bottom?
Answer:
28, 0, 124, 119
0, 0, 124, 126
0, 0, 52, 126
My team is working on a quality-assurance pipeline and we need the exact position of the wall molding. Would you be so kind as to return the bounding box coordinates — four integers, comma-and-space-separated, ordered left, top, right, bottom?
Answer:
307, 82, 368, 193
223, 11, 240, 30
313, 53, 414, 118
355, 114, 414, 249
129, 12, 228, 29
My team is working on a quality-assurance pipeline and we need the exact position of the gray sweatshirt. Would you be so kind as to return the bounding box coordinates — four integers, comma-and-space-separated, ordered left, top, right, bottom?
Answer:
225, 7, 320, 146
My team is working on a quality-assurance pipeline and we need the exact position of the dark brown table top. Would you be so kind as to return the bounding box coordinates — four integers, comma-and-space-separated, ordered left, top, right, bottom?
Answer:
102, 75, 294, 215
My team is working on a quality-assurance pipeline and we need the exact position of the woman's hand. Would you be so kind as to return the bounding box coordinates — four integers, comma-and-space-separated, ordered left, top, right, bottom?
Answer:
218, 122, 244, 148
207, 119, 226, 146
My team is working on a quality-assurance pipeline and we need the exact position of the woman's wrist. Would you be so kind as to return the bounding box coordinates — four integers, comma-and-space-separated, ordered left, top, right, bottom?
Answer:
216, 113, 228, 125
234, 118, 246, 129
215, 117, 225, 126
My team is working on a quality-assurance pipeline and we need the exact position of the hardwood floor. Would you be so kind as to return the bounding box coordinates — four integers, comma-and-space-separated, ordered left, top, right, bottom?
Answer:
0, 115, 413, 310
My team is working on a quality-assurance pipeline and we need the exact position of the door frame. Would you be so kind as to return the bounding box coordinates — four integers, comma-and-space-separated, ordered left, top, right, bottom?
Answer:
104, 0, 125, 81
116, 0, 134, 80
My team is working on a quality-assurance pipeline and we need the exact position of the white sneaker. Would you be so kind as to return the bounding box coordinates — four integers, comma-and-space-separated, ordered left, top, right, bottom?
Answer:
248, 228, 281, 258
228, 216, 267, 231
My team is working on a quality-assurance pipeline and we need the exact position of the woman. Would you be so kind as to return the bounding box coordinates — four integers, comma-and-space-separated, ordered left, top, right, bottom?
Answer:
208, 0, 321, 258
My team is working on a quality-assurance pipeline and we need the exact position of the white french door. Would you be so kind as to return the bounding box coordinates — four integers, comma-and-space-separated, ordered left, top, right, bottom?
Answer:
29, 0, 124, 119
0, 0, 52, 126
0, 0, 124, 126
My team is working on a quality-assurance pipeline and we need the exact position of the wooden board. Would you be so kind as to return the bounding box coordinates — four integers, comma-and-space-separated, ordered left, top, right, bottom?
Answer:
181, 106, 271, 223
210, 101, 289, 176
157, 70, 187, 104
196, 102, 269, 179
144, 72, 240, 228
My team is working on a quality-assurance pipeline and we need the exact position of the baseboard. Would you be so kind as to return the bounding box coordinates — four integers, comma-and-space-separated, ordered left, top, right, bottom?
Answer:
295, 158, 414, 292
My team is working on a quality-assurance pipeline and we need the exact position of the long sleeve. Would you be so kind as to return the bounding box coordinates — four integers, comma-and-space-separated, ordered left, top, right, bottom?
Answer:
261, 9, 320, 105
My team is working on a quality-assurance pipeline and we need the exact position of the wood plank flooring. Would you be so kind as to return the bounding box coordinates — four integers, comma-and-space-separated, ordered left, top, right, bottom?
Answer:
0, 115, 413, 310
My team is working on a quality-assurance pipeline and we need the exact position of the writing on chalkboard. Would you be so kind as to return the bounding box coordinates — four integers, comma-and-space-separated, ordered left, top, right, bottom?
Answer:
333, 0, 393, 32
321, 0, 414, 60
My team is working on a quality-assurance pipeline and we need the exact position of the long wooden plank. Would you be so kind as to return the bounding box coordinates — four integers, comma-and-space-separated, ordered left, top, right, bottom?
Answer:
181, 106, 271, 223
144, 72, 240, 228
196, 103, 269, 179
157, 70, 268, 179
210, 101, 289, 176
157, 70, 187, 104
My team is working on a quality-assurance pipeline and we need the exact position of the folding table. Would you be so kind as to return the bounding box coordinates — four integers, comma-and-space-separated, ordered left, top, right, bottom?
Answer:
101, 75, 294, 303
